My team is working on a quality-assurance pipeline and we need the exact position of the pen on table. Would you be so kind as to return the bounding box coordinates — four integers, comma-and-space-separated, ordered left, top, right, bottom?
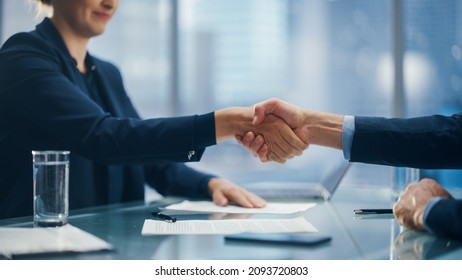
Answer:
151, 211, 177, 223
353, 209, 393, 215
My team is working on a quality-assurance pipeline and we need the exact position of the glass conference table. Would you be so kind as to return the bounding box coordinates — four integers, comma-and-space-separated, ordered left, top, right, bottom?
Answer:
1, 164, 461, 260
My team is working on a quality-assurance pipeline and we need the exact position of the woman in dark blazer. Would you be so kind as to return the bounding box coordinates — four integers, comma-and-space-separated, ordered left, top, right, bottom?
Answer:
0, 0, 307, 219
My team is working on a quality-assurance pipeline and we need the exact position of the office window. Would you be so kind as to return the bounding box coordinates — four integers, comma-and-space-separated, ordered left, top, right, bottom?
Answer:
403, 0, 462, 187
178, 0, 392, 182
178, 0, 391, 114
402, 0, 462, 116
178, 0, 290, 113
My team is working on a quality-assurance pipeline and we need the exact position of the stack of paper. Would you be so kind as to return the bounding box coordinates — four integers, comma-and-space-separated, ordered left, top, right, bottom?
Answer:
161, 200, 317, 215
142, 201, 318, 235
142, 217, 318, 235
0, 224, 113, 258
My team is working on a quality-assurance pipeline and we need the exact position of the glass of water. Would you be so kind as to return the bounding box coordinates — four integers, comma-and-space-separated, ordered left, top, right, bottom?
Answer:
391, 167, 420, 201
32, 150, 70, 227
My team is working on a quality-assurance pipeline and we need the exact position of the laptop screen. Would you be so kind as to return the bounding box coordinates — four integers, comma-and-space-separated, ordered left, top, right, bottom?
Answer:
242, 146, 350, 200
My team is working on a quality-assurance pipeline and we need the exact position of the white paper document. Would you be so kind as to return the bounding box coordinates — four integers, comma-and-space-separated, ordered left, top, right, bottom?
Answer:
141, 217, 318, 235
162, 200, 317, 215
0, 224, 113, 258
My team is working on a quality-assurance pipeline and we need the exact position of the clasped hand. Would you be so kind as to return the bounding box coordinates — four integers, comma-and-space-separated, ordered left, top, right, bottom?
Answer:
215, 101, 310, 163
232, 98, 306, 163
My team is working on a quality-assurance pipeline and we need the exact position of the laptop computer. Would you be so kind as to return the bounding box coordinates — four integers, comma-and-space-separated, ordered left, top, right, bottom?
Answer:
242, 147, 351, 200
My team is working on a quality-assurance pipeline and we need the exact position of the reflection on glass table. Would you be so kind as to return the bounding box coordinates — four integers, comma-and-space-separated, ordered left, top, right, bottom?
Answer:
392, 229, 462, 260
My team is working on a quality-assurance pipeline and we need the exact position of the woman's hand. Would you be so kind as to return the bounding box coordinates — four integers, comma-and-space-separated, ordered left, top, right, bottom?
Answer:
208, 178, 267, 208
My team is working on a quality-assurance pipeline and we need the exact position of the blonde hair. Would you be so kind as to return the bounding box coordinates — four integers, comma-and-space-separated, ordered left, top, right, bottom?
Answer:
31, 0, 53, 17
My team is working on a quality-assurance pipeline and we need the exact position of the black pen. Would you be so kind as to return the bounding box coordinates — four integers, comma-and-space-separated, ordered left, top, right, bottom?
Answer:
354, 209, 393, 215
151, 211, 177, 223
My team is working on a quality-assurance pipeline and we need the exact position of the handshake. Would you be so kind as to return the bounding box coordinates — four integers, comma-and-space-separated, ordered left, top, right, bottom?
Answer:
215, 98, 344, 163
216, 99, 462, 238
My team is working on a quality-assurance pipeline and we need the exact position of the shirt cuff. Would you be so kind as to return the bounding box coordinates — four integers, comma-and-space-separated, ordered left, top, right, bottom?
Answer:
342, 115, 355, 160
422, 197, 444, 234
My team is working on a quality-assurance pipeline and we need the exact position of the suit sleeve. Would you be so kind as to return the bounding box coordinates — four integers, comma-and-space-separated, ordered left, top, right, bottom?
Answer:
0, 33, 216, 164
351, 114, 462, 169
426, 198, 462, 239
144, 162, 214, 198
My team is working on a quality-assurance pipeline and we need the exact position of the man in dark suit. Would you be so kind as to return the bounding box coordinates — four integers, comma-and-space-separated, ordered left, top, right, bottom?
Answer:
239, 98, 462, 239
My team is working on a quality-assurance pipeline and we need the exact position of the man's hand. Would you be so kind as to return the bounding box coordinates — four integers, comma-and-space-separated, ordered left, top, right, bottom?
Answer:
251, 113, 307, 162
237, 98, 344, 162
215, 106, 308, 163
208, 178, 267, 208
393, 178, 452, 231
235, 98, 308, 162
253, 98, 307, 128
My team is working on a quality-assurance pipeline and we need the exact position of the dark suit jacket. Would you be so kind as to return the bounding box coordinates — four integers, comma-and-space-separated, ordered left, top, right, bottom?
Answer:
0, 18, 216, 219
351, 114, 462, 238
